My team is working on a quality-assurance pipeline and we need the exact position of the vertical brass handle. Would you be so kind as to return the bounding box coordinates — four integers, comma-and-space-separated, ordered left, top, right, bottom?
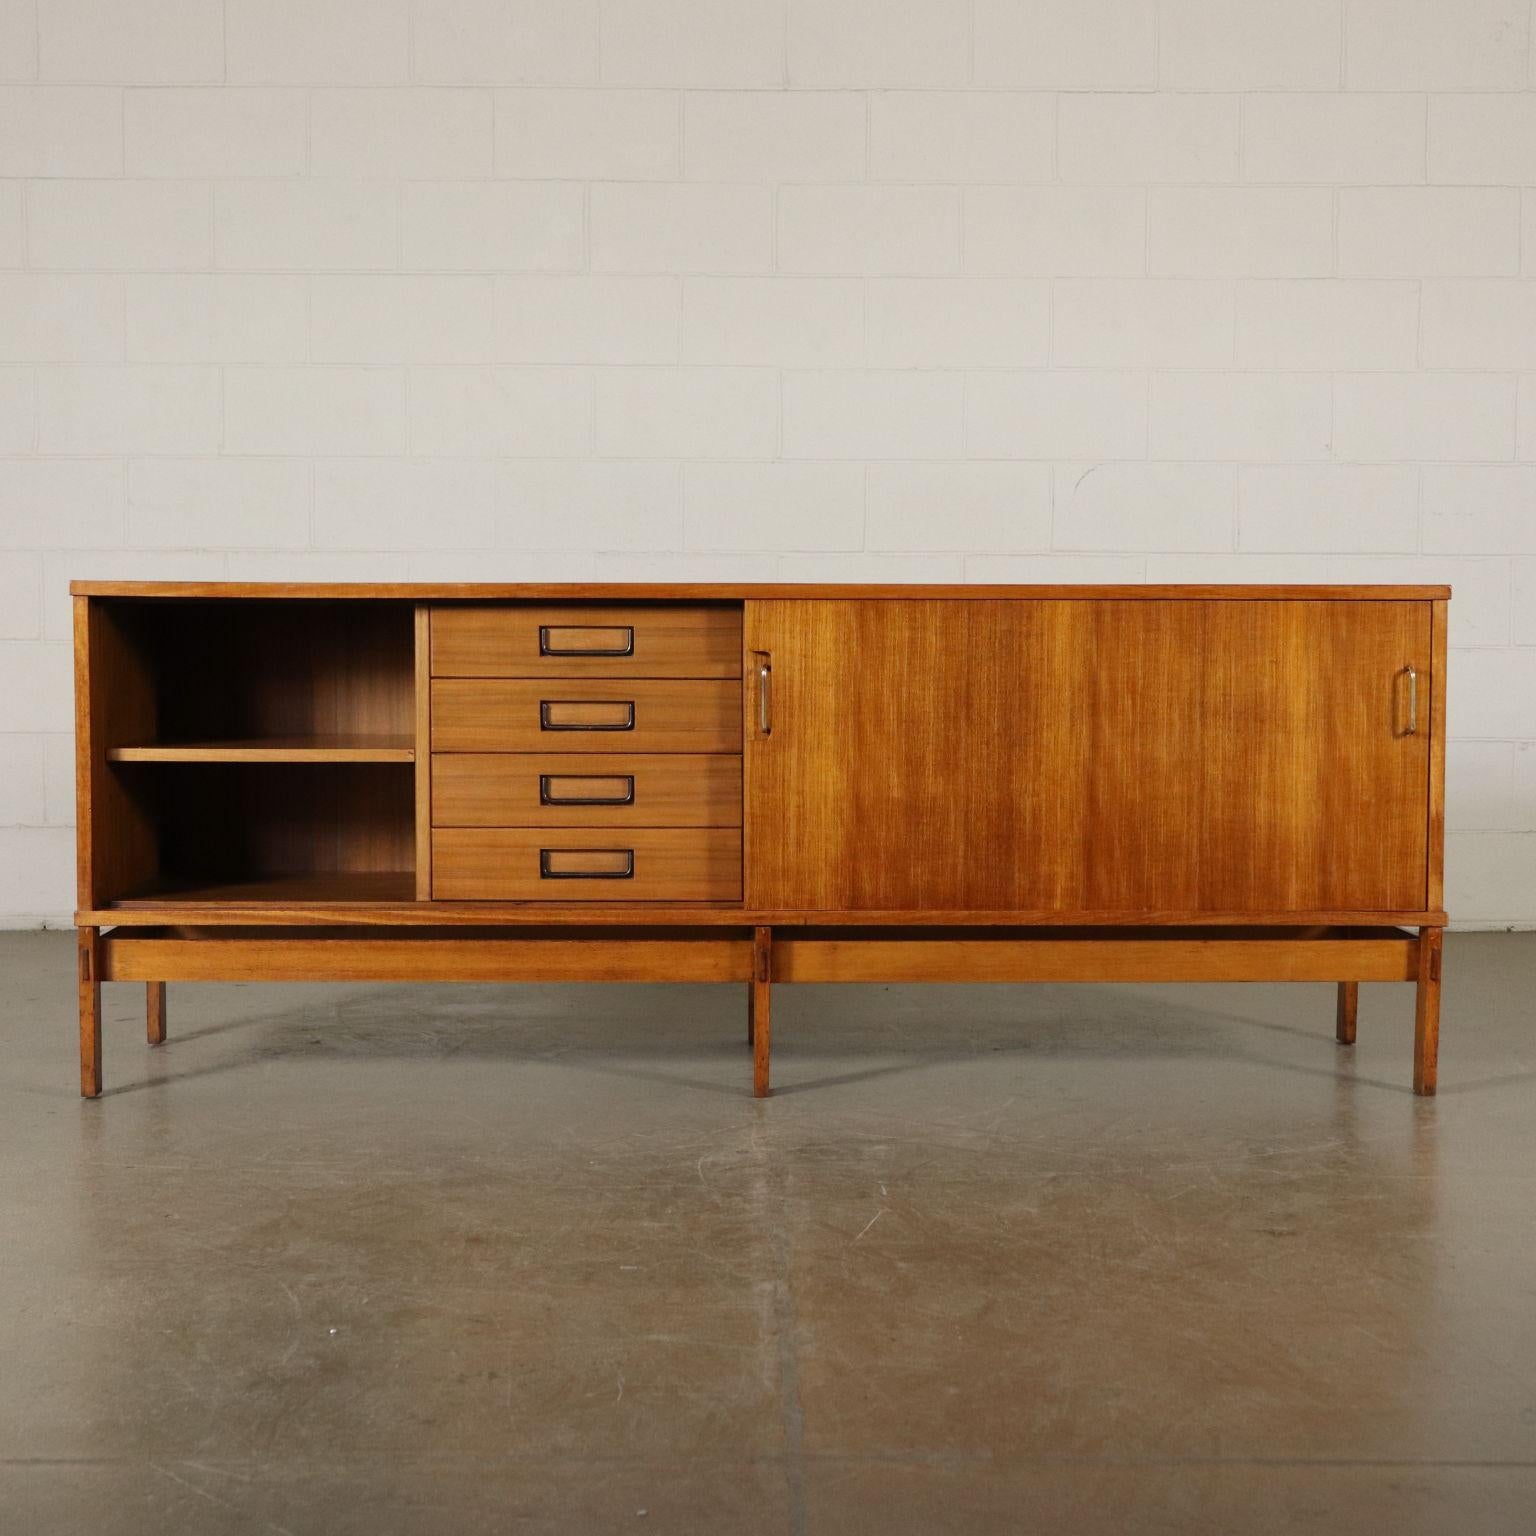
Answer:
756, 653, 772, 736
1405, 664, 1418, 736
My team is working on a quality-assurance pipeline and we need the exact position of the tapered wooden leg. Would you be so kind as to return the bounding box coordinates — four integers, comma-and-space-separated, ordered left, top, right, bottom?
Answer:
78, 928, 101, 1099
752, 925, 771, 1099
1335, 981, 1358, 1045
147, 982, 166, 1046
1414, 927, 1443, 1097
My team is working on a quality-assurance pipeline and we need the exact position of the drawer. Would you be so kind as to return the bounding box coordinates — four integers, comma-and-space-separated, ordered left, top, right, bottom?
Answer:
433, 753, 742, 828
433, 827, 742, 902
432, 604, 742, 679
432, 678, 740, 754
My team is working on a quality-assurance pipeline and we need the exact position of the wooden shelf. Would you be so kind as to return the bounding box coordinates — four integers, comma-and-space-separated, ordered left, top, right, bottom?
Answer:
108, 736, 416, 764
111, 872, 416, 908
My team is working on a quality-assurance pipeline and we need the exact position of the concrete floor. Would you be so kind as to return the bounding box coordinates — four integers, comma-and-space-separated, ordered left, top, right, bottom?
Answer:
1, 931, 1534, 1534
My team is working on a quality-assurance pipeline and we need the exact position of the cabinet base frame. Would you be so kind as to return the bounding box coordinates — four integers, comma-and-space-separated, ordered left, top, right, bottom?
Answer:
80, 924, 1443, 1101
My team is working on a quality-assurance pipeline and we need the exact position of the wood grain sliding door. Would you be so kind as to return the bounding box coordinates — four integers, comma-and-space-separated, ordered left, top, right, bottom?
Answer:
743, 599, 1430, 914
1195, 600, 1430, 912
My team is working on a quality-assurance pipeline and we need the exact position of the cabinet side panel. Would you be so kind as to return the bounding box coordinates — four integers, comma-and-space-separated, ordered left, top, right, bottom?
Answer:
415, 605, 432, 900
1428, 598, 1447, 913
73, 596, 92, 910
742, 609, 762, 911
76, 598, 159, 907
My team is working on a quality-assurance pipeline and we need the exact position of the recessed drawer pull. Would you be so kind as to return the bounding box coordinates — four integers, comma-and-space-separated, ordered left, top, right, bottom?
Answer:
539, 624, 634, 658
538, 847, 635, 880
539, 699, 636, 731
539, 773, 636, 807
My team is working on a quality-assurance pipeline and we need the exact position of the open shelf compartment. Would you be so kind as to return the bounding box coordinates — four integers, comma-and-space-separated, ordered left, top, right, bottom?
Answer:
82, 599, 419, 907
94, 598, 414, 760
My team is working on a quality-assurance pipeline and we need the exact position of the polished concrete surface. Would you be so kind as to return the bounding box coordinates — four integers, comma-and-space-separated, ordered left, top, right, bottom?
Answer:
2, 930, 1534, 1534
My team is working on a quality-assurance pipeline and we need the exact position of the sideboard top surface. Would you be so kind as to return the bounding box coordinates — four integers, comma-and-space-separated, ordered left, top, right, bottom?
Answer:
71, 581, 1451, 601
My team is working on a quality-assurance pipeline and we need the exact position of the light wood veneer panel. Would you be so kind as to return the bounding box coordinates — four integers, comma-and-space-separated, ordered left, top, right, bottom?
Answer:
73, 582, 1450, 601
773, 931, 1418, 983
433, 753, 742, 828
432, 604, 742, 678
102, 928, 753, 983
432, 678, 741, 754
433, 827, 742, 902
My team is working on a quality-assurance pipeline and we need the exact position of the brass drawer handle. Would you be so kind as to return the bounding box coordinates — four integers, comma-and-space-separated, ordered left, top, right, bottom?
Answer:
539, 774, 635, 806
539, 699, 636, 732
539, 624, 634, 657
539, 847, 635, 879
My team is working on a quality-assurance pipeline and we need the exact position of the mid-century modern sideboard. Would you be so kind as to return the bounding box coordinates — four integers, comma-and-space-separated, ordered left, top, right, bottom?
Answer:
73, 582, 1449, 1100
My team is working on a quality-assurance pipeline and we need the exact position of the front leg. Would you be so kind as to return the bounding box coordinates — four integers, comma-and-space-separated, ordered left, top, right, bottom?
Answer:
1335, 981, 1358, 1045
1414, 928, 1443, 1097
752, 926, 772, 1098
147, 982, 166, 1046
79, 929, 101, 1098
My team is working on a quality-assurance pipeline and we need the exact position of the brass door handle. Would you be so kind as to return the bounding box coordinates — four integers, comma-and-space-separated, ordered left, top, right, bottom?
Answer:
755, 652, 771, 736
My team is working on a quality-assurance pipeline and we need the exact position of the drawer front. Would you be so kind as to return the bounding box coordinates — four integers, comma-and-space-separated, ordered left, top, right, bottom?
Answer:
432, 605, 742, 679
433, 753, 742, 828
433, 827, 742, 901
432, 678, 741, 754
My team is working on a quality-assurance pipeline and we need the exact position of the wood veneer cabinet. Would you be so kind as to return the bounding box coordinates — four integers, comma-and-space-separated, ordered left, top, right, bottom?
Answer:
73, 582, 1450, 1101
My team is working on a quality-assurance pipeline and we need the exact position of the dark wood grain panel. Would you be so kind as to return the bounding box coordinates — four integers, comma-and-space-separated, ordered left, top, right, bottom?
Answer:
75, 597, 159, 907
746, 600, 1200, 910
124, 600, 415, 746
415, 605, 433, 901
745, 598, 1431, 914
125, 764, 415, 890
1198, 601, 1429, 911
1427, 598, 1448, 912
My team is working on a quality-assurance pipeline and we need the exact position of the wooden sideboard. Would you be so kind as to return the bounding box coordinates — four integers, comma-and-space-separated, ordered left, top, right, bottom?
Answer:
73, 582, 1449, 1100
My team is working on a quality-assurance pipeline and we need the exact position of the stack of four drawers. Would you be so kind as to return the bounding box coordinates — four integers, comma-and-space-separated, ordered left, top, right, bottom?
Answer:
428, 605, 743, 902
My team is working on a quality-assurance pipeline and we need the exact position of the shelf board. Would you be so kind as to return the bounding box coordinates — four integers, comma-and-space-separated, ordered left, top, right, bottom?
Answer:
112, 871, 417, 907
108, 736, 416, 764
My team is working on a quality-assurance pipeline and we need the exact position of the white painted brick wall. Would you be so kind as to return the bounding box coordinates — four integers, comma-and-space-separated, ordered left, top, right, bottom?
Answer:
1, 3, 1534, 928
